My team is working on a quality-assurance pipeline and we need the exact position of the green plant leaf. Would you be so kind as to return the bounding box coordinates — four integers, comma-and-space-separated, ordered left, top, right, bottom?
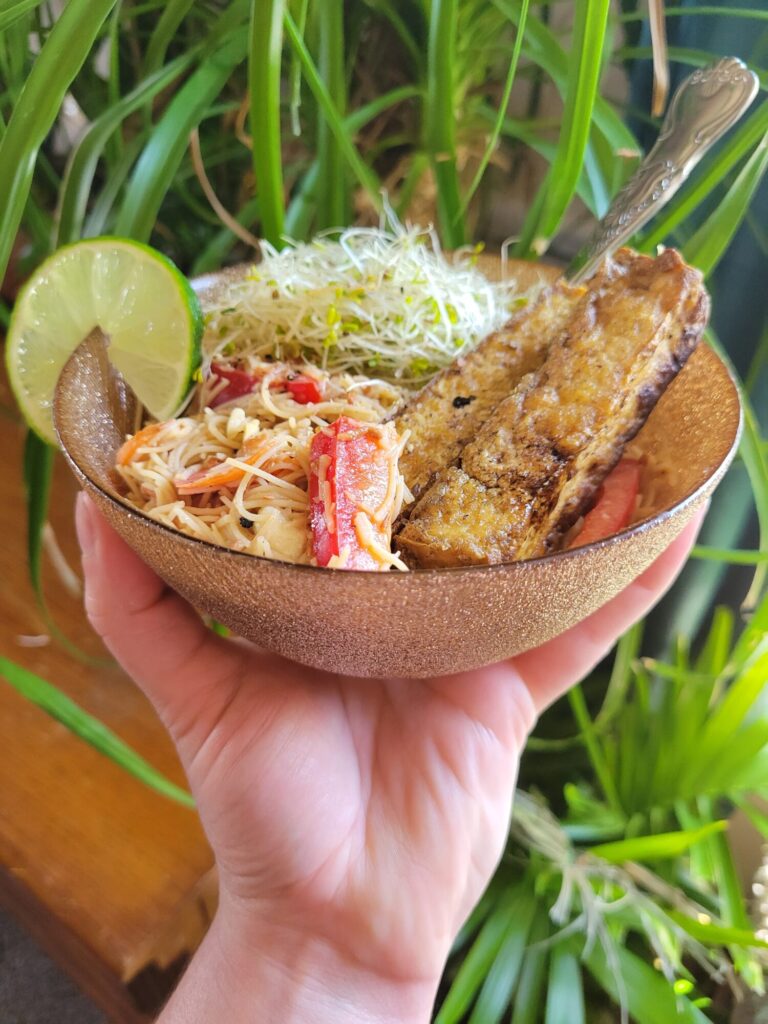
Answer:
22, 428, 54, 599
315, 0, 347, 229
684, 135, 768, 278
143, 0, 196, 74
705, 327, 768, 610
514, 0, 612, 256
283, 10, 382, 212
510, 910, 550, 1024
365, 0, 422, 69
249, 0, 285, 247
492, 0, 638, 162
0, 0, 42, 33
459, 0, 531, 218
83, 132, 147, 237
56, 53, 195, 245
435, 884, 525, 1024
0, 657, 194, 807
191, 196, 261, 275
686, 604, 731, 696
678, 651, 768, 794
589, 820, 727, 863
667, 911, 768, 949
489, 111, 602, 215
467, 887, 537, 1024
115, 30, 249, 241
569, 685, 623, 814
0, 0, 119, 284
584, 937, 709, 1024
692, 546, 768, 565
424, 0, 465, 247
452, 874, 507, 954
621, 5, 768, 23
545, 946, 585, 1024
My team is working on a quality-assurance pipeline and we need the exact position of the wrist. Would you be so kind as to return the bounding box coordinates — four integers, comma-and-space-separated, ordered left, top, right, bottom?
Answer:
160, 903, 439, 1024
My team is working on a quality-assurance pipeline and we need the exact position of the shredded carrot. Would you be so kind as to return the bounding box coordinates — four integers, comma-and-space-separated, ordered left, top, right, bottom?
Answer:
175, 435, 269, 494
116, 423, 164, 466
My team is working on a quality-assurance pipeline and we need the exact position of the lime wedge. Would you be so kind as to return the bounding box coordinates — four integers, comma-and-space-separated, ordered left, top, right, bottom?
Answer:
6, 237, 203, 445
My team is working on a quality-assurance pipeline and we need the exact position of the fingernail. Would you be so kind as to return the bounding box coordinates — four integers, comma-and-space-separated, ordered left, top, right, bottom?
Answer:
75, 492, 96, 558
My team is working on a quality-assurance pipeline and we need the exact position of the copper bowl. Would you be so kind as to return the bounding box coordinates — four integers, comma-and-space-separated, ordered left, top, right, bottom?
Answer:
54, 260, 742, 678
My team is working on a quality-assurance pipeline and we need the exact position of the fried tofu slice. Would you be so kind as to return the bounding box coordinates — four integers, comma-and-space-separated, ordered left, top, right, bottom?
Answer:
394, 278, 588, 499
397, 248, 709, 567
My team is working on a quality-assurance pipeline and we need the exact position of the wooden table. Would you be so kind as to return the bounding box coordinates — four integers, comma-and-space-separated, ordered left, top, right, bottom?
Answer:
0, 366, 214, 1022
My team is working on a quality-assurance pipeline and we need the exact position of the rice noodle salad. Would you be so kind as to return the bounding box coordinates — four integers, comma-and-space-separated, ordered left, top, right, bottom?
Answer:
114, 224, 524, 570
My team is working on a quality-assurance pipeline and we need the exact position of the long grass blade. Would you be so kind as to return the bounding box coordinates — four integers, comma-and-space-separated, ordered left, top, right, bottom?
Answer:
115, 31, 248, 241
545, 946, 585, 1024
705, 327, 768, 609
424, 0, 465, 247
584, 938, 709, 1024
316, 0, 347, 229
467, 886, 536, 1023
621, 5, 768, 23
486, 110, 603, 214
568, 685, 623, 815
143, 0, 196, 74
365, 0, 422, 70
489, 0, 638, 162
0, 657, 194, 807
510, 909, 550, 1024
589, 821, 727, 863
514, 0, 611, 257
667, 911, 768, 949
459, 0, 531, 219
595, 622, 643, 731
191, 196, 261, 275
284, 84, 420, 241
435, 884, 524, 1024
691, 546, 768, 565
684, 135, 768, 277
22, 429, 54, 596
56, 53, 195, 245
0, 0, 118, 284
83, 132, 146, 237
0, 0, 42, 33
283, 10, 382, 211
249, 0, 285, 247
697, 795, 762, 987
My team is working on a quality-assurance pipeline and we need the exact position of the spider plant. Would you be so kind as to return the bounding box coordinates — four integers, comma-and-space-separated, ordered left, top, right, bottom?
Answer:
1, 0, 767, 1019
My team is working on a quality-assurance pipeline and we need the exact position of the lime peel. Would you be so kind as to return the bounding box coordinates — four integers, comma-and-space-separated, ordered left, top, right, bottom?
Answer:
6, 237, 202, 446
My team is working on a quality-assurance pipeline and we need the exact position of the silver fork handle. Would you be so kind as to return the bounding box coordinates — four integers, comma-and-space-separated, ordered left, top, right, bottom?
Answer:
566, 56, 759, 284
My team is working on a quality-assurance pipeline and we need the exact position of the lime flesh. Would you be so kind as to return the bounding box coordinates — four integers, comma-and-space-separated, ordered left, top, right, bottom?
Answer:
6, 238, 202, 445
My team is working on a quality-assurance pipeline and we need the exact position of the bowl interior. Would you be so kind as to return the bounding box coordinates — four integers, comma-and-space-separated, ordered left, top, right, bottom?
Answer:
53, 260, 742, 677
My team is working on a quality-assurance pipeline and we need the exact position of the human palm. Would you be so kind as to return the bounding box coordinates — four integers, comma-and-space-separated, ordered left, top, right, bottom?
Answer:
75, 493, 702, 1015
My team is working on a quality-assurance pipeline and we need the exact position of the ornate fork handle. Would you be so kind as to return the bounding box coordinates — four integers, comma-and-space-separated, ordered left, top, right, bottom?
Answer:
567, 57, 759, 284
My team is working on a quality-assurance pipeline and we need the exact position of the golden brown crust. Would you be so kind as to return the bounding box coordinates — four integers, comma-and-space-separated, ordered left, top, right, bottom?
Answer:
397, 248, 710, 567
394, 278, 588, 499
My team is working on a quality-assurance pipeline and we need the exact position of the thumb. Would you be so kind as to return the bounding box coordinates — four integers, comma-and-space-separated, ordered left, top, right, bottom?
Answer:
76, 492, 244, 751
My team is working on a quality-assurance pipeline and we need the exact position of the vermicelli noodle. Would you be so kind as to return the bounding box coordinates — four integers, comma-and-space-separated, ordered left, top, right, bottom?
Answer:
116, 360, 408, 566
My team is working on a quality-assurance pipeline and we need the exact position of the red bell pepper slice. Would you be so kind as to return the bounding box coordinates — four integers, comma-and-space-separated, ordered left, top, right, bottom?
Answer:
309, 416, 398, 570
209, 363, 259, 406
570, 458, 642, 548
209, 364, 325, 408
285, 374, 325, 405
